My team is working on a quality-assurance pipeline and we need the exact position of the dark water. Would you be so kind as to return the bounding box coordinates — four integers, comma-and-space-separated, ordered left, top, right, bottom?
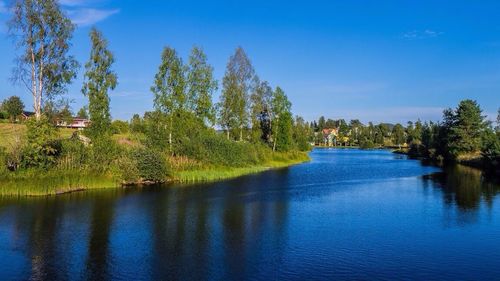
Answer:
1, 149, 500, 281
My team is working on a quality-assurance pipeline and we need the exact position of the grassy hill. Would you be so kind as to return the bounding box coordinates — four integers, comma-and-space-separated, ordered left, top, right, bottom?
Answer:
0, 122, 79, 149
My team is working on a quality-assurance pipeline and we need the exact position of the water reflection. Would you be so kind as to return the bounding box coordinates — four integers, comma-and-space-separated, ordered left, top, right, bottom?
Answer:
1, 150, 500, 280
425, 165, 500, 212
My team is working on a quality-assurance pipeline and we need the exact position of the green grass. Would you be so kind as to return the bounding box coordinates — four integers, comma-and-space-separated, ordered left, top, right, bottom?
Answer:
0, 123, 78, 149
0, 123, 26, 148
0, 169, 118, 196
174, 151, 310, 183
0, 150, 309, 196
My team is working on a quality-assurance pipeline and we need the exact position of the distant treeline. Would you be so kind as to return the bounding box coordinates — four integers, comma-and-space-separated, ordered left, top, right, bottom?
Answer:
308, 100, 500, 176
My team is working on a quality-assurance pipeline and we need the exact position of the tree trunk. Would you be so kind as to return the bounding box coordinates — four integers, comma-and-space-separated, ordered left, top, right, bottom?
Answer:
240, 125, 243, 141
169, 116, 173, 154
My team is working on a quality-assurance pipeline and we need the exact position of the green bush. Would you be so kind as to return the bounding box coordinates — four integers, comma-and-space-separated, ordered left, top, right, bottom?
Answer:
22, 116, 60, 169
359, 139, 375, 149
57, 138, 89, 170
131, 148, 168, 182
111, 120, 129, 134
177, 130, 266, 167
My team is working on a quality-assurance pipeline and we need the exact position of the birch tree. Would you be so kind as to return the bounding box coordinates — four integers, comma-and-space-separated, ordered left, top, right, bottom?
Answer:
151, 47, 186, 152
186, 46, 217, 126
9, 0, 78, 120
82, 28, 117, 140
218, 47, 255, 140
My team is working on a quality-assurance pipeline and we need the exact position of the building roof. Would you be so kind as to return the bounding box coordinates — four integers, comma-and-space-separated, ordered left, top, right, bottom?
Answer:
22, 111, 35, 117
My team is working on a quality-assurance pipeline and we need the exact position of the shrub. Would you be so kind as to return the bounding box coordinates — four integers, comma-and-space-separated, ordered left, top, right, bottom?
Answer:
359, 139, 375, 149
22, 116, 60, 169
177, 129, 266, 167
131, 148, 168, 182
115, 154, 140, 184
111, 120, 129, 134
57, 138, 89, 170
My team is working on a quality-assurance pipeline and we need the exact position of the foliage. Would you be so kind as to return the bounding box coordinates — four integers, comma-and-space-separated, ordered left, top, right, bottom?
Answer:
130, 114, 145, 133
359, 139, 375, 149
177, 129, 264, 167
151, 46, 186, 153
250, 79, 273, 143
9, 0, 79, 120
271, 87, 293, 151
217, 47, 255, 140
22, 116, 59, 169
57, 137, 89, 170
481, 128, 500, 175
82, 28, 117, 141
131, 148, 168, 182
2, 96, 24, 122
187, 46, 218, 126
111, 120, 129, 134
445, 99, 487, 158
392, 123, 405, 146
77, 106, 89, 119
293, 116, 312, 151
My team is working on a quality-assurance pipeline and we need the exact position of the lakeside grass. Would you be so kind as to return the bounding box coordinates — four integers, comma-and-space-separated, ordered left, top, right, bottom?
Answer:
175, 152, 309, 183
0, 151, 310, 196
0, 170, 118, 196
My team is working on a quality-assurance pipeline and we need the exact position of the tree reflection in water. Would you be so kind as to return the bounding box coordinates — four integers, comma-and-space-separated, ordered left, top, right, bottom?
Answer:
424, 165, 500, 223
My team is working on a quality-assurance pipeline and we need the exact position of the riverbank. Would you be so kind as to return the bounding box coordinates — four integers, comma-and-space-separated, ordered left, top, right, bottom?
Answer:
0, 151, 310, 196
175, 152, 309, 182
393, 148, 499, 178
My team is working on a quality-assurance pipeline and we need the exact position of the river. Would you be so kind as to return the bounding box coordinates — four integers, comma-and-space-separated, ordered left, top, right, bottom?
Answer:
0, 148, 499, 280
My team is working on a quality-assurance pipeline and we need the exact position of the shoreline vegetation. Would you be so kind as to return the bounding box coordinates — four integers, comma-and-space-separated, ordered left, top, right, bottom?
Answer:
0, 1, 498, 196
0, 1, 312, 197
0, 151, 309, 197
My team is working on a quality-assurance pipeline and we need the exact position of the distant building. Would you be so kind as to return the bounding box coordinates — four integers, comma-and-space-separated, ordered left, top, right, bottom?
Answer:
21, 111, 35, 120
322, 128, 339, 146
56, 118, 90, 129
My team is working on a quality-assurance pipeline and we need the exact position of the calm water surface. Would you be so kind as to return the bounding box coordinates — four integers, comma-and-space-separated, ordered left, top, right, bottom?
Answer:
1, 149, 500, 280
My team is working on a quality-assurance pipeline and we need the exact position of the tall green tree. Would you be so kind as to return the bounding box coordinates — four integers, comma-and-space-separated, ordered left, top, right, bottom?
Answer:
293, 116, 312, 151
2, 96, 24, 122
218, 47, 255, 140
9, 0, 79, 120
445, 99, 487, 157
82, 28, 118, 140
151, 46, 186, 152
271, 87, 293, 151
77, 106, 88, 119
318, 116, 326, 131
186, 46, 217, 126
349, 119, 363, 145
250, 78, 273, 143
392, 123, 405, 148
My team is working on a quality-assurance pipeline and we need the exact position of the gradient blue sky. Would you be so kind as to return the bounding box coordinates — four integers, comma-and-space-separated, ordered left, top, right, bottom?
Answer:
0, 0, 499, 123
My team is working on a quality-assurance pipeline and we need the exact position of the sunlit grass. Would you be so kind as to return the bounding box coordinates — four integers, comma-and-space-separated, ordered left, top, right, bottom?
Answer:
0, 170, 118, 196
174, 151, 310, 183
0, 123, 78, 148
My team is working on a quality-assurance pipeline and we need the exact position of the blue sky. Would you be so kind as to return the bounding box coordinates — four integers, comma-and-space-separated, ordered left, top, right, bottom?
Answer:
0, 0, 499, 124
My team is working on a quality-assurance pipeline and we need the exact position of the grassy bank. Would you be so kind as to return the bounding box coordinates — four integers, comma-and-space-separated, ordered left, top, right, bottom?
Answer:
0, 170, 118, 196
0, 151, 310, 196
175, 151, 309, 182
